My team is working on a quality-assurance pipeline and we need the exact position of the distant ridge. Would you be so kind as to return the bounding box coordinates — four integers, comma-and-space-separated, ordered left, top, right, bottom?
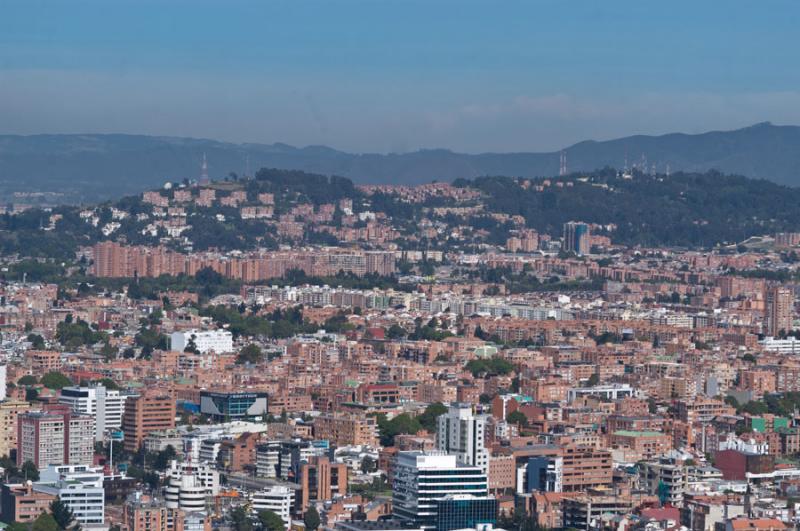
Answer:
0, 122, 799, 202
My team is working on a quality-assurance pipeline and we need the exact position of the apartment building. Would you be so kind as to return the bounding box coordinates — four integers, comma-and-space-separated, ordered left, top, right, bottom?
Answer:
122, 392, 176, 452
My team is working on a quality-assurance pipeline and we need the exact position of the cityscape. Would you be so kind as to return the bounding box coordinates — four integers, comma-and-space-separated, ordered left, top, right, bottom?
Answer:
3, 2, 800, 531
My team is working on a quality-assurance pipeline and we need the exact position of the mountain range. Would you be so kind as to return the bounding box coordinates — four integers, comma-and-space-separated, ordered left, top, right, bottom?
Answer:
1, 121, 799, 203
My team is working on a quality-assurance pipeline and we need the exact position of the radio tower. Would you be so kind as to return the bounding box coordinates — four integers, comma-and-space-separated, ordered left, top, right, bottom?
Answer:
559, 150, 567, 176
200, 153, 209, 182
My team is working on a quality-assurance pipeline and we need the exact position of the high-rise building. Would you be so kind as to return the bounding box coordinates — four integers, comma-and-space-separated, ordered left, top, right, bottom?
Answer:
298, 456, 347, 512
392, 451, 489, 530
17, 409, 93, 468
765, 285, 793, 337
562, 222, 590, 256
165, 461, 220, 500
436, 495, 498, 531
435, 404, 490, 473
0, 400, 31, 459
0, 364, 7, 401
34, 465, 105, 526
122, 392, 176, 452
59, 385, 129, 441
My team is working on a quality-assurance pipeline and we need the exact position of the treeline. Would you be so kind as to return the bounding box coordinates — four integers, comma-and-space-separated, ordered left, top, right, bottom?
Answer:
457, 170, 800, 247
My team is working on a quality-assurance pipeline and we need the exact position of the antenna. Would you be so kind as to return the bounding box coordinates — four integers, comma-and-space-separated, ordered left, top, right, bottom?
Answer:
559, 151, 567, 177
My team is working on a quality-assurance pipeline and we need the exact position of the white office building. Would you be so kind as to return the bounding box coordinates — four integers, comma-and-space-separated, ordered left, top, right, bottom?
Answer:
170, 329, 233, 354
165, 474, 207, 513
251, 485, 294, 527
59, 385, 129, 441
436, 404, 490, 473
393, 451, 488, 530
0, 364, 6, 401
760, 336, 800, 354
165, 460, 220, 499
34, 465, 105, 526
567, 383, 634, 403
255, 441, 281, 479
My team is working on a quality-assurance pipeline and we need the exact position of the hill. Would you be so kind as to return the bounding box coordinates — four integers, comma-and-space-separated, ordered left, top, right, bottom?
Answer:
0, 122, 799, 203
6, 167, 800, 263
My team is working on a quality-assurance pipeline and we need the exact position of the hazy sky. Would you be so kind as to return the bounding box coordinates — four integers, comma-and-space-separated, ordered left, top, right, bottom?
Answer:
2, 0, 799, 153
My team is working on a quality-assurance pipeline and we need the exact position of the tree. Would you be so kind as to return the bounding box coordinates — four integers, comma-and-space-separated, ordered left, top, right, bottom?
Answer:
96, 378, 120, 391
303, 506, 320, 531
41, 372, 72, 390
21, 460, 39, 481
376, 413, 422, 446
230, 506, 253, 531
184, 337, 199, 354
361, 456, 377, 474
18, 375, 37, 386
258, 510, 285, 531
32, 513, 59, 531
465, 357, 514, 378
153, 445, 177, 471
417, 402, 447, 432
586, 373, 600, 386
236, 344, 263, 365
50, 497, 77, 530
740, 401, 768, 416
99, 342, 117, 362
386, 324, 407, 339
27, 333, 45, 349
506, 410, 528, 428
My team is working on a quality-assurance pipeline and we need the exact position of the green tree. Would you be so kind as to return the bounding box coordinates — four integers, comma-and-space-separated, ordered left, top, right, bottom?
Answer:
507, 410, 528, 428
229, 506, 253, 531
21, 460, 39, 481
32, 513, 59, 531
50, 498, 76, 530
236, 344, 263, 365
465, 357, 514, 378
303, 507, 320, 531
386, 324, 408, 339
257, 510, 285, 531
41, 372, 72, 390
361, 456, 377, 474
27, 334, 45, 349
417, 402, 447, 432
153, 445, 177, 471
740, 401, 768, 416
376, 413, 422, 446
17, 375, 38, 386
96, 378, 120, 391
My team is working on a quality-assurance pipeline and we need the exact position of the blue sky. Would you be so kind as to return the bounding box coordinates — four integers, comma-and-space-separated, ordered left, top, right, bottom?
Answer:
1, 0, 799, 152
